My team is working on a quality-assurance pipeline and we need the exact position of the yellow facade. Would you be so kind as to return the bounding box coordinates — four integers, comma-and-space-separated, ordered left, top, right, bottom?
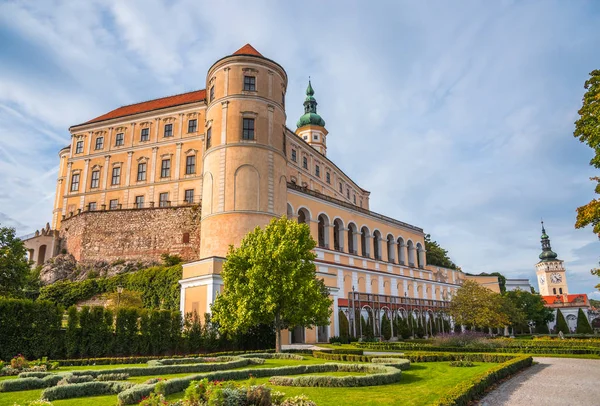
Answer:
53, 44, 467, 343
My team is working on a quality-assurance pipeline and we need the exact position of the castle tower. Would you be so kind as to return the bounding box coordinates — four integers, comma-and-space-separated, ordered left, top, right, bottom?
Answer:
180, 44, 289, 316
295, 80, 328, 155
535, 222, 569, 296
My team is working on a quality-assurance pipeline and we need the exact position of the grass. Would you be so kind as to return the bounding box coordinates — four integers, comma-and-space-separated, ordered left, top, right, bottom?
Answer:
0, 357, 500, 406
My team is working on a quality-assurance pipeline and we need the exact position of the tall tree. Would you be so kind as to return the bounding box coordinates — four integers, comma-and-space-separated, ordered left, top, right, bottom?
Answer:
424, 234, 457, 269
0, 225, 30, 297
448, 280, 510, 329
211, 217, 332, 352
573, 69, 600, 238
555, 309, 569, 334
575, 308, 593, 334
504, 289, 554, 332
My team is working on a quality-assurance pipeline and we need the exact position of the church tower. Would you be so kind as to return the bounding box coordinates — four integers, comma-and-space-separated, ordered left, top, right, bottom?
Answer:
295, 80, 328, 155
535, 222, 569, 296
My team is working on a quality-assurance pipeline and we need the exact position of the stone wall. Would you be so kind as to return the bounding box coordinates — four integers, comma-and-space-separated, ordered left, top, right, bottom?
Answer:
60, 205, 201, 262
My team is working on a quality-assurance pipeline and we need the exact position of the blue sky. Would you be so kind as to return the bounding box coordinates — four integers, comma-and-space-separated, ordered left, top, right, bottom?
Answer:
1, 0, 599, 298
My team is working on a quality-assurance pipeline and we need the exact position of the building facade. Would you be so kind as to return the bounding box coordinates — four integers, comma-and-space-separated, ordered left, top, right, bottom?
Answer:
47, 44, 467, 343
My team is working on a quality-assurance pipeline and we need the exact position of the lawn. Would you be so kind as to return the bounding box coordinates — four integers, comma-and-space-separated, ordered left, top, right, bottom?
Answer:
0, 357, 499, 406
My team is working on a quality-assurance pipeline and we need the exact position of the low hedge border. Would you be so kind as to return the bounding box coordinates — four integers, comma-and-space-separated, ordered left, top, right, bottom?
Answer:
313, 350, 519, 364
41, 381, 134, 401
0, 375, 63, 392
18, 371, 55, 379
118, 362, 397, 404
96, 373, 130, 381
239, 353, 304, 360
433, 355, 533, 406
147, 356, 237, 366
355, 342, 600, 355
370, 358, 411, 370
312, 351, 406, 363
268, 363, 401, 387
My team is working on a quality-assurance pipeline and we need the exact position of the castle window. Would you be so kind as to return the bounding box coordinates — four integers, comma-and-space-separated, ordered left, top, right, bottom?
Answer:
313, 134, 318, 141
115, 133, 124, 146
553, 288, 557, 295
140, 128, 149, 141
339, 182, 342, 193
164, 123, 173, 137
159, 192, 170, 207
95, 137, 104, 150
184, 189, 194, 204
88, 202, 96, 211
161, 159, 171, 178
137, 163, 147, 181
182, 232, 190, 244
559, 288, 563, 294
326, 172, 330, 184
347, 189, 350, 199
111, 167, 121, 185
282, 92, 285, 106
303, 135, 308, 140
206, 127, 212, 149
210, 85, 215, 103
291, 149, 297, 162
109, 199, 119, 210
315, 165, 320, 177
353, 195, 356, 204
242, 118, 255, 140
186, 155, 196, 174
188, 119, 197, 133
302, 156, 308, 169
70, 173, 80, 192
75, 141, 84, 154
243, 76, 256, 91
135, 195, 144, 209
90, 170, 100, 188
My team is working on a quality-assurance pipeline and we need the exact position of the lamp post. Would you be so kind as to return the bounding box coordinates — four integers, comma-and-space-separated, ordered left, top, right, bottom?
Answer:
117, 285, 123, 310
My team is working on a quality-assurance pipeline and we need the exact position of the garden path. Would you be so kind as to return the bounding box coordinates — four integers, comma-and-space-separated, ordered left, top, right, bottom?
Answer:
478, 357, 600, 406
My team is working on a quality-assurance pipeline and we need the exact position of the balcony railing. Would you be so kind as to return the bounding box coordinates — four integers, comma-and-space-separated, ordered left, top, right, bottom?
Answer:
347, 291, 449, 310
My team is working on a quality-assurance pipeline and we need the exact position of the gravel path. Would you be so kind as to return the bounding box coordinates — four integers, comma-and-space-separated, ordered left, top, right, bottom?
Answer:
478, 357, 600, 406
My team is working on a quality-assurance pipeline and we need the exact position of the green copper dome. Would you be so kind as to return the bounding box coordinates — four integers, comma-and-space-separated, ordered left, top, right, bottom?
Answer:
538, 222, 558, 262
296, 80, 326, 128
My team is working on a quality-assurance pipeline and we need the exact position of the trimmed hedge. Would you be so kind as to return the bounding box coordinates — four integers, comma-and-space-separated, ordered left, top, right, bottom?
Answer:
312, 351, 406, 363
96, 373, 130, 381
69, 357, 259, 377
41, 381, 134, 401
239, 353, 304, 360
268, 363, 401, 387
433, 355, 533, 406
57, 375, 94, 385
370, 358, 411, 370
0, 375, 63, 392
18, 371, 55, 379
312, 350, 519, 364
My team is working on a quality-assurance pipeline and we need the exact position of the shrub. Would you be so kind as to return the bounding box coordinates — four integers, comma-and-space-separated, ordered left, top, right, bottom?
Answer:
449, 360, 475, 367
268, 363, 401, 387
370, 358, 411, 370
18, 371, 54, 378
138, 393, 167, 406
0, 375, 62, 392
239, 353, 304, 360
96, 373, 130, 381
1, 365, 47, 377
576, 309, 593, 334
41, 381, 134, 401
555, 309, 569, 334
280, 395, 317, 406
57, 375, 94, 386
432, 332, 496, 348
11, 355, 29, 369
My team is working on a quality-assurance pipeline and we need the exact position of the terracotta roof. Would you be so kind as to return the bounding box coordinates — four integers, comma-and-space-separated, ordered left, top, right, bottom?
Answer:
79, 89, 206, 126
541, 294, 589, 306
233, 43, 263, 57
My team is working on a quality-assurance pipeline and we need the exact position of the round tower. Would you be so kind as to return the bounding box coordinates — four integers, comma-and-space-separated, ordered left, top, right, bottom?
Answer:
199, 44, 289, 258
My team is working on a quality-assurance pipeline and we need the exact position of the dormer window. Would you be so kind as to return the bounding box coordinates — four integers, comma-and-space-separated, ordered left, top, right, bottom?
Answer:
243, 76, 256, 91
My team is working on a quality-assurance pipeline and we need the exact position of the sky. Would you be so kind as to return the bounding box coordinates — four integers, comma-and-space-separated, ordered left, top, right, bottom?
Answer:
0, 0, 599, 298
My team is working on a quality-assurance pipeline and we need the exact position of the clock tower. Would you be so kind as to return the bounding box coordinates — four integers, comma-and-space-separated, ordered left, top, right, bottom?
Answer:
535, 222, 568, 296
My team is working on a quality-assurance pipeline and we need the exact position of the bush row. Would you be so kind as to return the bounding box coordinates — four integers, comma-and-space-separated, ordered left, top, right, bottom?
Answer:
18, 371, 55, 379
268, 363, 401, 387
41, 381, 134, 401
238, 353, 304, 360
96, 373, 130, 381
370, 358, 411, 370
312, 351, 406, 363
433, 356, 533, 406
312, 350, 518, 364
354, 342, 600, 355
0, 375, 63, 392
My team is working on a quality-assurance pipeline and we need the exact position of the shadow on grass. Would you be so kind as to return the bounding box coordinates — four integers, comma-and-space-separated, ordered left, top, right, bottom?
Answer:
405, 364, 427, 370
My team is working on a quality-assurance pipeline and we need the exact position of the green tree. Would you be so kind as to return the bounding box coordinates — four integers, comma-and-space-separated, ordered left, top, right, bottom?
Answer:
575, 308, 593, 334
0, 225, 30, 297
381, 313, 392, 340
338, 310, 350, 339
65, 306, 80, 357
424, 234, 457, 269
555, 309, 569, 334
504, 289, 554, 333
211, 217, 332, 352
448, 280, 510, 329
573, 70, 600, 238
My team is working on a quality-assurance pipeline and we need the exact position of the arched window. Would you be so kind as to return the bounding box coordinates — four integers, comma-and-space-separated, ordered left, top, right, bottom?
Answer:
397, 237, 405, 265
297, 208, 309, 224
387, 235, 395, 263
287, 203, 293, 218
559, 288, 563, 294
361, 226, 370, 258
416, 242, 424, 269
317, 214, 330, 248
333, 218, 344, 251
373, 230, 382, 260
553, 288, 557, 295
347, 223, 357, 255
407, 240, 415, 267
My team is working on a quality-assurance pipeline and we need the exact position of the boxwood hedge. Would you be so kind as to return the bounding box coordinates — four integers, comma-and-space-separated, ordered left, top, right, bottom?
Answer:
0, 375, 63, 392
41, 381, 134, 401
268, 363, 401, 387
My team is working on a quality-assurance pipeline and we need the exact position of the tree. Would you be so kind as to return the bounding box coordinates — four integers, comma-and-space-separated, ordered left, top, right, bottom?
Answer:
0, 225, 30, 297
381, 313, 392, 340
555, 309, 569, 334
448, 280, 509, 329
504, 289, 554, 333
424, 234, 457, 269
573, 70, 600, 238
575, 308, 593, 334
211, 217, 332, 352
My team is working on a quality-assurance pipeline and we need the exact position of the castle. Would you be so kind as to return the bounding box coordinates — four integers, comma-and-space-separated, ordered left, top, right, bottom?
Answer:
31, 44, 469, 344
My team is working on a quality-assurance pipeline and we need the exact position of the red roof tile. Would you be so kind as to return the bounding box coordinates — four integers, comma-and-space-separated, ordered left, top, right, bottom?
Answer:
541, 294, 589, 306
79, 89, 206, 126
233, 43, 263, 57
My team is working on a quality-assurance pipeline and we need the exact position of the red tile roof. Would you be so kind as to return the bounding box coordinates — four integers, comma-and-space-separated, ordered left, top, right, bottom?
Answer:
79, 89, 206, 126
233, 43, 263, 57
541, 294, 589, 306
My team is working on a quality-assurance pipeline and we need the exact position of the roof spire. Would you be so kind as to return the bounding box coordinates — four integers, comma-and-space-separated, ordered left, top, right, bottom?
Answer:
539, 221, 558, 262
297, 78, 325, 128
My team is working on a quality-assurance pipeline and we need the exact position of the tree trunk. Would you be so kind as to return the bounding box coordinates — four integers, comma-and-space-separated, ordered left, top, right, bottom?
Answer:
275, 312, 281, 353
